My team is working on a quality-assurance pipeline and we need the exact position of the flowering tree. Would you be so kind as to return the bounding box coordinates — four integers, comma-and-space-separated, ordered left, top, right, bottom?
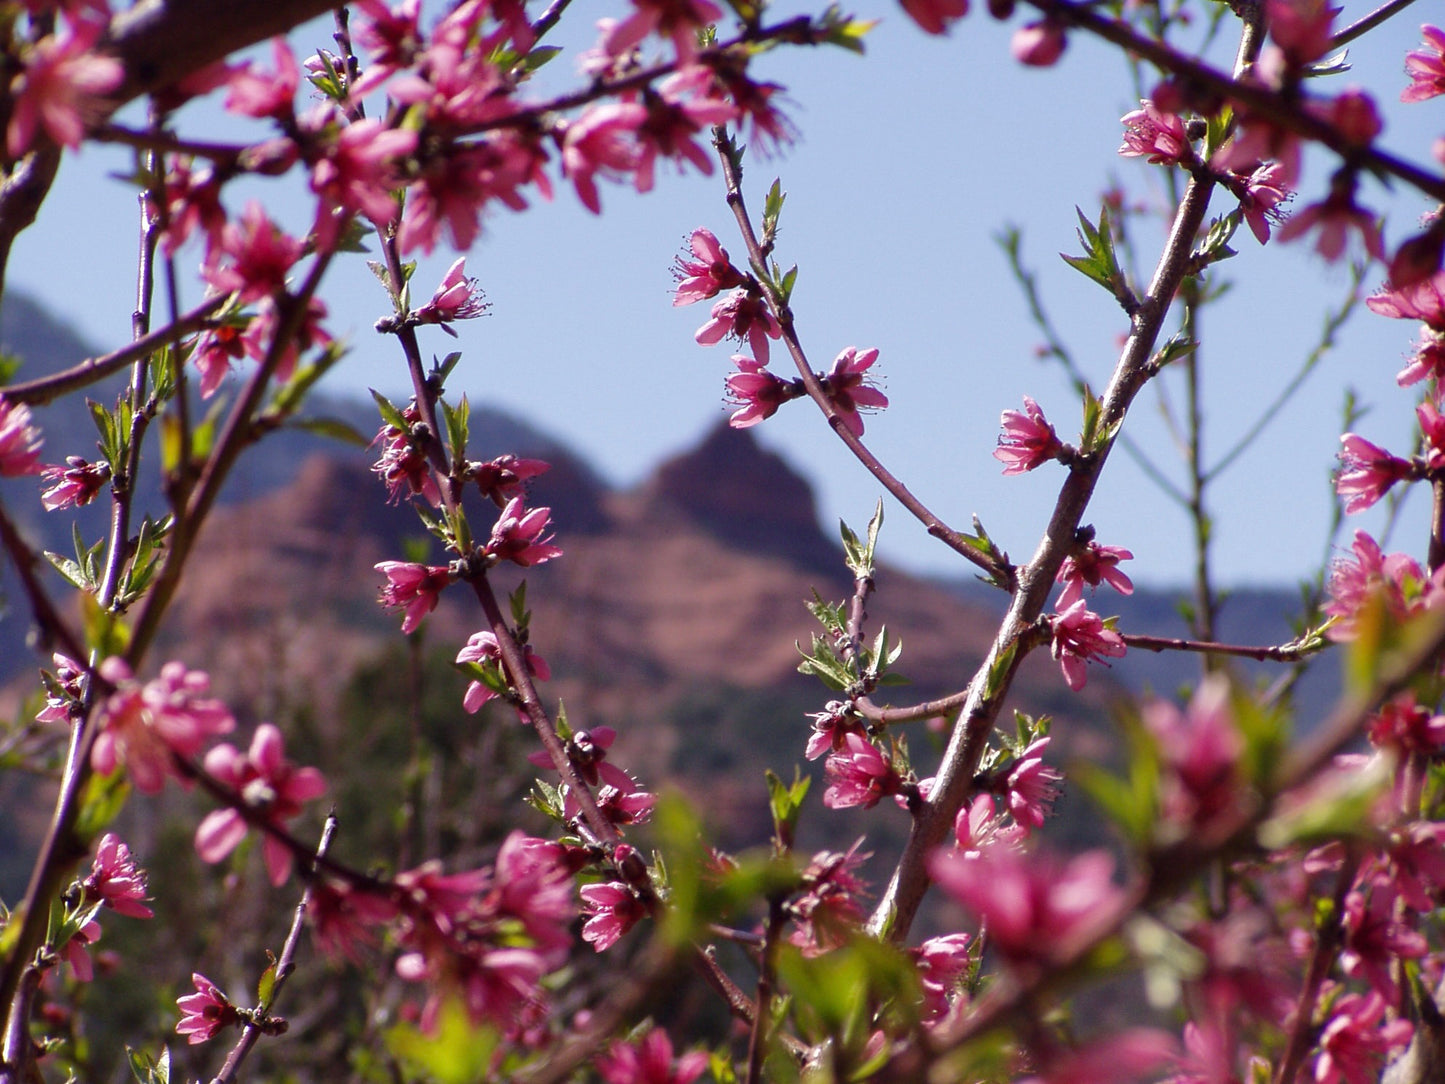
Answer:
2, 0, 1445, 1082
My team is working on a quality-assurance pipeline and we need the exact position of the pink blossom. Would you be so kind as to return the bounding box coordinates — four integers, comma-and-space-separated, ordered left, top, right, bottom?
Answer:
694, 289, 782, 363
1316, 89, 1382, 146
306, 879, 398, 963
805, 701, 865, 760
591, 775, 658, 828
371, 406, 441, 506
673, 227, 743, 306
1144, 675, 1243, 833
995, 396, 1062, 474
398, 136, 550, 254
81, 833, 153, 918
1211, 115, 1302, 189
200, 202, 305, 304
351, 0, 423, 96
1366, 271, 1445, 329
412, 257, 489, 331
601, 0, 723, 62
1396, 333, 1445, 387
175, 973, 240, 1044
59, 918, 100, 982
1049, 598, 1127, 691
306, 115, 417, 238
1366, 692, 1445, 757
1419, 400, 1445, 470
1240, 160, 1293, 244
0, 396, 44, 476
1119, 100, 1192, 166
36, 653, 84, 725
1056, 540, 1134, 610
580, 881, 647, 951
40, 456, 109, 509
1276, 189, 1384, 263
455, 629, 550, 714
822, 732, 901, 809
1313, 989, 1413, 1084
928, 845, 1124, 965
194, 723, 327, 885
952, 793, 1022, 854
1334, 434, 1414, 513
6, 20, 122, 156
596, 1027, 709, 1084
1323, 530, 1445, 641
1265, 0, 1338, 69
1339, 889, 1426, 1000
1005, 736, 1063, 830
240, 295, 331, 386
491, 832, 577, 955
561, 102, 645, 214
901, 0, 969, 36
1374, 821, 1445, 912
632, 74, 737, 193
190, 323, 248, 398
725, 355, 796, 428
914, 932, 972, 1022
790, 842, 870, 954
485, 496, 562, 567
375, 561, 450, 634
223, 38, 298, 119
1011, 20, 1067, 67
528, 726, 619, 786
92, 659, 235, 794
825, 346, 889, 436
471, 454, 550, 507
1403, 25, 1445, 102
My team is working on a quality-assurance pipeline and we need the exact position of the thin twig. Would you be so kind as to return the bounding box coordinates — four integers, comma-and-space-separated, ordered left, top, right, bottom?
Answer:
711, 129, 1009, 584
210, 814, 338, 1084
1330, 0, 1420, 49
1121, 631, 1325, 662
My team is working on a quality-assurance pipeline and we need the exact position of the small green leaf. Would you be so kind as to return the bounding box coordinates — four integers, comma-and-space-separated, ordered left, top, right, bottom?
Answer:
766, 767, 811, 850
256, 963, 277, 1006
126, 1045, 171, 1084
286, 416, 371, 447
369, 389, 409, 433
386, 997, 499, 1084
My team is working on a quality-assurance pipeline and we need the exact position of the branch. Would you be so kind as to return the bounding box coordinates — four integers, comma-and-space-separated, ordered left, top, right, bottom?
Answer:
210, 814, 337, 1084
1120, 630, 1326, 662
868, 169, 1222, 943
711, 130, 1011, 585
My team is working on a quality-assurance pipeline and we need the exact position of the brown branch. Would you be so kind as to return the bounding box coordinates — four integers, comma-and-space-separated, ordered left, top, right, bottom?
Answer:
210, 814, 338, 1084
711, 130, 1010, 584
1027, 0, 1445, 203
1120, 631, 1325, 662
855, 690, 969, 726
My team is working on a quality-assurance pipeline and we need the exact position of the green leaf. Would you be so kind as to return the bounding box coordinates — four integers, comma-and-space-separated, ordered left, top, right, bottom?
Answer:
370, 389, 409, 433
766, 767, 811, 851
431, 351, 463, 386
441, 395, 470, 462
75, 766, 132, 843
1060, 205, 1128, 304
816, 6, 876, 53
516, 44, 562, 74
256, 963, 277, 1006
1258, 754, 1390, 850
286, 416, 372, 447
386, 997, 499, 1084
126, 1045, 170, 1084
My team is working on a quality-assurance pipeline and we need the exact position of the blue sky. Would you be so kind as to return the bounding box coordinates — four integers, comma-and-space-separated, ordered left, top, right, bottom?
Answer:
7, 1, 1443, 589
